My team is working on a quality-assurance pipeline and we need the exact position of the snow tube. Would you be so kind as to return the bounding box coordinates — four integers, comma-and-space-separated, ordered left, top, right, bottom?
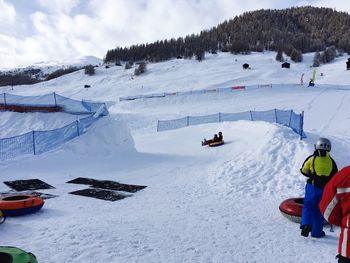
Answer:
209, 140, 224, 147
279, 197, 303, 223
0, 195, 44, 217
0, 210, 5, 224
0, 246, 38, 263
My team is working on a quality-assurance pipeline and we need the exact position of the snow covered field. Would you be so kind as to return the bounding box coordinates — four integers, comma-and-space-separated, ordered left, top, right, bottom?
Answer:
1, 52, 350, 262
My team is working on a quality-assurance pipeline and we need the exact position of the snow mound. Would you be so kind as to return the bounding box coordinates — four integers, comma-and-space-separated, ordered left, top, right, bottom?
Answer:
204, 121, 309, 198
65, 116, 135, 156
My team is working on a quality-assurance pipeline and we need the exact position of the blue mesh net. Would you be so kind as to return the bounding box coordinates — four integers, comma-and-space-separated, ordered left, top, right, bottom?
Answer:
0, 93, 109, 161
189, 113, 220, 125
34, 122, 79, 154
0, 132, 33, 160
221, 111, 251, 122
157, 116, 188, 131
276, 109, 293, 126
4, 93, 55, 106
251, 110, 276, 123
158, 109, 306, 139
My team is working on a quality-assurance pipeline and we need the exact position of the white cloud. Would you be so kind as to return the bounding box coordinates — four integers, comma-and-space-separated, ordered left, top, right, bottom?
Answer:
38, 0, 79, 14
0, 0, 16, 26
312, 0, 350, 13
0, 0, 350, 68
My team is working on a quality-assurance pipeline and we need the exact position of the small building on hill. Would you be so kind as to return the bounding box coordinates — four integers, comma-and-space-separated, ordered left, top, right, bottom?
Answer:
242, 63, 250, 69
281, 62, 290, 69
346, 58, 350, 70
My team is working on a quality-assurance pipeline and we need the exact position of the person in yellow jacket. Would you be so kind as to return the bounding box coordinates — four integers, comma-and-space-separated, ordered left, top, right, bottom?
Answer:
300, 138, 338, 238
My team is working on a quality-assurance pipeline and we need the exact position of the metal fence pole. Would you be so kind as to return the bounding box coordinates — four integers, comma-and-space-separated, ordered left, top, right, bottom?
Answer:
32, 131, 36, 155
76, 120, 80, 136
299, 111, 304, 140
219, 112, 221, 122
288, 110, 293, 127
157, 120, 159, 132
187, 116, 189, 126
274, 109, 278, 123
249, 110, 253, 121
53, 92, 57, 107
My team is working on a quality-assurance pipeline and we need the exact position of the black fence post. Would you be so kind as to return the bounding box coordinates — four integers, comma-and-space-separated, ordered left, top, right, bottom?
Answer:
219, 112, 221, 122
249, 110, 253, 121
76, 120, 80, 136
53, 92, 57, 107
32, 131, 36, 155
187, 116, 189, 126
299, 111, 304, 140
288, 110, 293, 127
274, 109, 278, 123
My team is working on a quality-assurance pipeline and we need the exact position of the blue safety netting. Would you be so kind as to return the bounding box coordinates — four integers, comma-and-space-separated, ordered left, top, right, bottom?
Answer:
119, 83, 271, 101
0, 92, 108, 115
157, 109, 306, 140
0, 93, 108, 161
120, 83, 350, 102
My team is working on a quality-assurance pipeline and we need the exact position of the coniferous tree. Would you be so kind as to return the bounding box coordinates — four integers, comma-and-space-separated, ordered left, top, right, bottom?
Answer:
290, 48, 303, 62
195, 49, 205, 61
134, 62, 147, 76
321, 46, 337, 63
84, 65, 95, 76
125, 62, 132, 69
103, 7, 350, 64
313, 51, 321, 67
276, 50, 284, 62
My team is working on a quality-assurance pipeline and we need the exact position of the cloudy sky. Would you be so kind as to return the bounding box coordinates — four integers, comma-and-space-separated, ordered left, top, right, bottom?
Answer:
0, 0, 349, 68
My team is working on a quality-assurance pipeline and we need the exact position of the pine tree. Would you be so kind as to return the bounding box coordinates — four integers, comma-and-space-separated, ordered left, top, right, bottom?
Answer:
313, 51, 321, 67
195, 49, 205, 61
290, 48, 303, 62
84, 65, 95, 76
276, 50, 284, 62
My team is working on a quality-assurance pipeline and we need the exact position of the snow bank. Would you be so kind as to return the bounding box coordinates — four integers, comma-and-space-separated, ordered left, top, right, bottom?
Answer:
65, 116, 135, 156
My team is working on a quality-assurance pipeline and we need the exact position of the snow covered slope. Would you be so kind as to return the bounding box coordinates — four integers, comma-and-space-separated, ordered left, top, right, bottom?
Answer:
1, 51, 350, 263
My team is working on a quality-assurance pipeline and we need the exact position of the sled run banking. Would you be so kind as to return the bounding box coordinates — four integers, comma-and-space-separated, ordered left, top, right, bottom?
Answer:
1, 117, 343, 262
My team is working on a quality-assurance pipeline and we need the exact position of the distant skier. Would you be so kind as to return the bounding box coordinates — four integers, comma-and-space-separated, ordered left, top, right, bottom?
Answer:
299, 138, 338, 238
320, 166, 350, 263
308, 79, 315, 87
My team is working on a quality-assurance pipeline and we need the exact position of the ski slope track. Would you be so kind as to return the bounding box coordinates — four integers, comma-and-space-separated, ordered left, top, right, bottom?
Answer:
1, 52, 350, 262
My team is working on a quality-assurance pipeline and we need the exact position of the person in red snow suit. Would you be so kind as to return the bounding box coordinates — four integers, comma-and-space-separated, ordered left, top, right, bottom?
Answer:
320, 166, 350, 263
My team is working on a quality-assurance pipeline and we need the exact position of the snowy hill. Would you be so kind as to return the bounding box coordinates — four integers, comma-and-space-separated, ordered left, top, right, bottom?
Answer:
0, 56, 102, 87
1, 51, 350, 262
0, 56, 102, 73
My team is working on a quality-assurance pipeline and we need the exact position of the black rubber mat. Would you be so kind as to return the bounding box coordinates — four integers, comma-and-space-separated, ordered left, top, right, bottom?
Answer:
3, 179, 55, 191
66, 177, 147, 193
69, 188, 130, 201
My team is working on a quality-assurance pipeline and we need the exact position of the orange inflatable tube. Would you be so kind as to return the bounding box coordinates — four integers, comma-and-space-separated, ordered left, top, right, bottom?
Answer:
0, 194, 44, 216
